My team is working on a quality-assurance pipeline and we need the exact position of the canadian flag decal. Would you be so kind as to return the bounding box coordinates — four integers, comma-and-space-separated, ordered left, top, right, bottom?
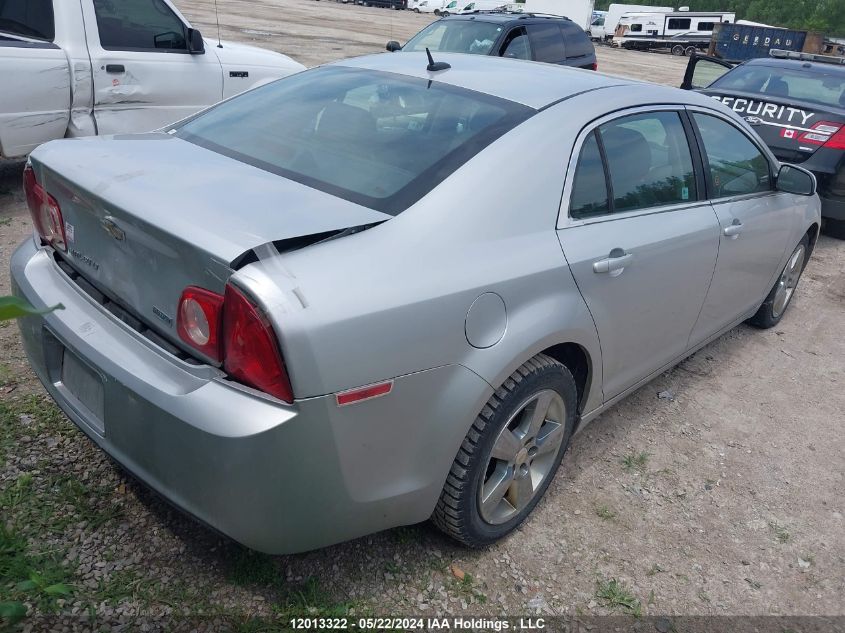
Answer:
781, 129, 797, 139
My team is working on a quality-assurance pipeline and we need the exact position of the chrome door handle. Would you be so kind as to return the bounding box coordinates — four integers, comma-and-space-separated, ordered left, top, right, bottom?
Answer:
593, 251, 633, 274
723, 221, 744, 237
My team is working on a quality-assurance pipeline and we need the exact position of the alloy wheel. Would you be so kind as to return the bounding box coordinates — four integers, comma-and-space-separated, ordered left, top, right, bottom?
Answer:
772, 243, 806, 318
478, 390, 566, 524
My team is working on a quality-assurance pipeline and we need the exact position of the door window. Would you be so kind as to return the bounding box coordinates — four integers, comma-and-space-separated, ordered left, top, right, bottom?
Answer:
500, 28, 531, 59
93, 0, 188, 51
599, 112, 697, 214
526, 23, 565, 62
630, 24, 642, 32
570, 132, 610, 219
692, 113, 772, 198
0, 0, 54, 40
688, 58, 732, 90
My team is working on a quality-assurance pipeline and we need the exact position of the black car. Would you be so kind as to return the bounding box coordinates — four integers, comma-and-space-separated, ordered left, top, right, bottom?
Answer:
683, 50, 845, 238
386, 13, 598, 71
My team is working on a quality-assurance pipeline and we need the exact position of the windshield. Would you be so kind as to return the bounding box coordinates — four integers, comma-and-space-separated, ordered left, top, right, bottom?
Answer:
403, 20, 503, 55
712, 64, 845, 110
176, 67, 533, 215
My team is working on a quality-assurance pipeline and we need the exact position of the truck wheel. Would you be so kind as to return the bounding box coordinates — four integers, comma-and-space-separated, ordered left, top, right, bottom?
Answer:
747, 234, 809, 329
685, 46, 697, 56
432, 354, 577, 547
671, 44, 684, 56
823, 218, 845, 239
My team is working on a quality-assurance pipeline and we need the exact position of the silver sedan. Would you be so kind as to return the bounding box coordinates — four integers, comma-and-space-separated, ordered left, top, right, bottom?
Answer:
12, 52, 820, 553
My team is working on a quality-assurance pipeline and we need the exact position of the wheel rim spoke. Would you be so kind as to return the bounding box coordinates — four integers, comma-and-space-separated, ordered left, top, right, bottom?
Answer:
490, 428, 522, 462
508, 471, 534, 511
480, 463, 513, 516
534, 421, 564, 457
525, 391, 554, 441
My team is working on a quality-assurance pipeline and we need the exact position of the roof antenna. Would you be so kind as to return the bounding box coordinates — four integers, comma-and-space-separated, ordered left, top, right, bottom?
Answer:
426, 47, 451, 72
214, 0, 223, 48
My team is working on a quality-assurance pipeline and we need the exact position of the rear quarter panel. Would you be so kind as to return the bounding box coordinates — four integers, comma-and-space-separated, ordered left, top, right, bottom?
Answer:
234, 105, 605, 413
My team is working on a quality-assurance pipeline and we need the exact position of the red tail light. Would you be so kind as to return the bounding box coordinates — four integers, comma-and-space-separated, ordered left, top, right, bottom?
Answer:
222, 283, 293, 403
797, 121, 843, 147
825, 126, 845, 151
591, 62, 598, 71
23, 164, 67, 252
176, 287, 224, 361
176, 283, 294, 403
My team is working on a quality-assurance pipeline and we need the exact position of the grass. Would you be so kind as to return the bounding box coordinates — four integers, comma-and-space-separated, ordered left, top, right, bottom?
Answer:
621, 452, 649, 473
595, 578, 642, 617
451, 572, 488, 605
646, 563, 664, 577
229, 549, 283, 588
595, 505, 617, 521
273, 577, 362, 618
769, 521, 791, 544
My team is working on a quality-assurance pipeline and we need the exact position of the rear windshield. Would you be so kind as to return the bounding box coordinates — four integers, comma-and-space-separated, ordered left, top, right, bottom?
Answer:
711, 64, 845, 110
403, 21, 504, 55
176, 66, 533, 215
0, 0, 54, 40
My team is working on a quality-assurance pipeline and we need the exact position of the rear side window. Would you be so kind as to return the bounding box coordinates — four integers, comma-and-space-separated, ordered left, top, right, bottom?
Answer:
570, 132, 609, 219
93, 0, 187, 51
601, 112, 697, 213
0, 0, 54, 40
630, 24, 642, 32
561, 23, 594, 58
668, 18, 691, 30
177, 67, 534, 215
569, 111, 697, 218
527, 23, 566, 63
697, 22, 715, 31
692, 113, 772, 199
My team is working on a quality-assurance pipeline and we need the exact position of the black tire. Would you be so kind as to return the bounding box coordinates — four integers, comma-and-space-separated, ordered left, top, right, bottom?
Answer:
823, 218, 845, 239
671, 44, 684, 56
432, 354, 577, 547
684, 46, 697, 56
748, 234, 810, 329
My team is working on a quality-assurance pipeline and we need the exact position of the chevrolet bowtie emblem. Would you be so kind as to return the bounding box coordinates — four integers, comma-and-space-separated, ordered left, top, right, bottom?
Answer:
101, 217, 126, 242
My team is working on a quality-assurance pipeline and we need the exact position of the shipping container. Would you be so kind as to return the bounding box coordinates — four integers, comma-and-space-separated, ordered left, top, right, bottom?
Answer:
707, 23, 827, 61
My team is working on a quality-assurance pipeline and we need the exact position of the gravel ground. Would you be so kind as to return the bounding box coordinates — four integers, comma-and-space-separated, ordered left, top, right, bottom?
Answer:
1, 1, 845, 629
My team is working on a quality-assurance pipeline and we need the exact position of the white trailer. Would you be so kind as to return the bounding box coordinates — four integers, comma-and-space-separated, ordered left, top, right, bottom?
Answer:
613, 10, 736, 50
590, 3, 673, 41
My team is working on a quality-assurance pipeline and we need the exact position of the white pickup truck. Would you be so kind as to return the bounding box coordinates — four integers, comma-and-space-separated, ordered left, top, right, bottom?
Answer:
0, 0, 305, 158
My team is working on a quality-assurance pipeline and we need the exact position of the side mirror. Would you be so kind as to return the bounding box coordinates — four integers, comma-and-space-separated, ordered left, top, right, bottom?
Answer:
386, 40, 402, 52
777, 164, 816, 196
187, 28, 205, 54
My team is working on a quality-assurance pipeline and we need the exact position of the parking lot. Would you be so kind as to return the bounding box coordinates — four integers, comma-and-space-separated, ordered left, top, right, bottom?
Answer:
1, 0, 844, 625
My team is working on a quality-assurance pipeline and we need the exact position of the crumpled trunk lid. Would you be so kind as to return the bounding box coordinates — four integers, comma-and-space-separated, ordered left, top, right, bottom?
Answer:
30, 134, 389, 353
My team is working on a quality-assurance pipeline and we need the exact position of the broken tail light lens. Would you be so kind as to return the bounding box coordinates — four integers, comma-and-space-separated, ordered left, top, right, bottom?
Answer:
23, 164, 67, 252
223, 283, 294, 403
176, 283, 294, 403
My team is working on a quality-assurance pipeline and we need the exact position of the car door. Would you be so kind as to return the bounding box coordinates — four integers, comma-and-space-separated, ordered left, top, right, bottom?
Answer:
680, 54, 736, 90
82, 0, 222, 135
557, 108, 721, 401
0, 0, 70, 157
686, 109, 795, 345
